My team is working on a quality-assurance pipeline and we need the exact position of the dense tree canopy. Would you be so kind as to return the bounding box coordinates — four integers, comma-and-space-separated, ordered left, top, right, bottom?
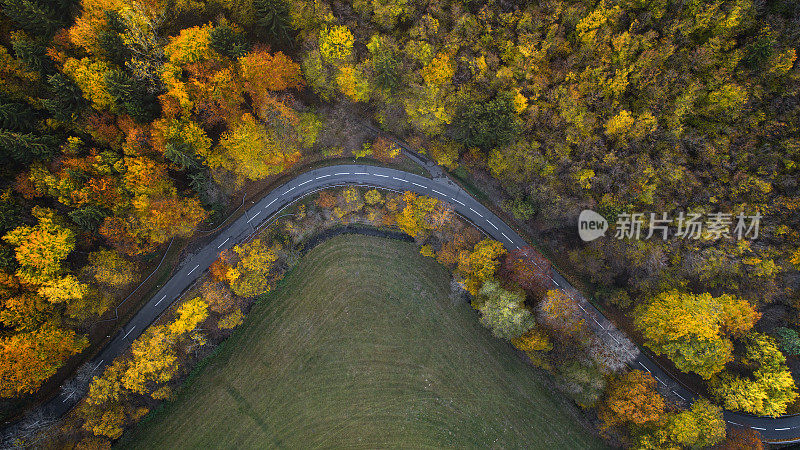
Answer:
634, 290, 759, 379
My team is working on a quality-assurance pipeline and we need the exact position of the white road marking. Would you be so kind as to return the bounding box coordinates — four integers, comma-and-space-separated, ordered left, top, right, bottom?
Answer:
577, 303, 587, 312
776, 427, 791, 431
62, 392, 74, 402
298, 180, 312, 186
672, 391, 686, 401
501, 232, 512, 243
315, 174, 331, 179
610, 335, 620, 344
638, 361, 651, 373
431, 189, 446, 196
486, 220, 498, 230
283, 187, 295, 195
92, 360, 104, 372
354, 172, 369, 175
654, 376, 664, 385
265, 198, 278, 209
217, 237, 230, 249
726, 420, 744, 427
187, 264, 200, 275
247, 211, 261, 223
334, 172, 351, 176
552, 278, 561, 287
373, 174, 389, 178
752, 427, 766, 431
411, 182, 427, 189
123, 326, 136, 339
469, 207, 484, 217
392, 177, 408, 182
155, 294, 167, 306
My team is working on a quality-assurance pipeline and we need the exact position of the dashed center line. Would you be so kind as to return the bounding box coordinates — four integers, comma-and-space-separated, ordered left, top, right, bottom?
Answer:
752, 427, 766, 431
469, 207, 484, 217
354, 172, 369, 175
155, 294, 167, 306
392, 177, 408, 182
217, 237, 230, 249
726, 420, 744, 427
411, 182, 427, 189
638, 361, 651, 373
776, 427, 792, 431
122, 326, 136, 339
501, 232, 512, 242
92, 360, 104, 372
486, 220, 498, 230
315, 174, 331, 179
673, 391, 686, 401
452, 198, 465, 206
373, 174, 389, 178
283, 187, 296, 195
552, 278, 561, 287
431, 189, 446, 196
265, 198, 277, 209
187, 264, 200, 275
247, 211, 261, 223
298, 180, 312, 186
334, 172, 351, 176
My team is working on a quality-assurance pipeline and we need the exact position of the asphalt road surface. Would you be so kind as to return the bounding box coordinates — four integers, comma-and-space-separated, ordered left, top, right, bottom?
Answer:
22, 163, 800, 444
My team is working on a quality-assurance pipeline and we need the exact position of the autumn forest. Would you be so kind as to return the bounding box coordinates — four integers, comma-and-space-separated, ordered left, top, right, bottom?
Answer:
0, 0, 798, 447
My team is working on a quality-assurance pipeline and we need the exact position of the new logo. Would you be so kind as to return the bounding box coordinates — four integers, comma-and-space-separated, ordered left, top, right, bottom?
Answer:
578, 210, 608, 242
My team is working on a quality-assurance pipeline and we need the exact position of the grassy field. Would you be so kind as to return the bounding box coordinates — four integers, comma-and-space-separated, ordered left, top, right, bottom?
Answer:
124, 235, 603, 449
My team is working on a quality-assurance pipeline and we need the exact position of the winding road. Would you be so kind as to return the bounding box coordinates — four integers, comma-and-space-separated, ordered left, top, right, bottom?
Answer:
19, 162, 800, 444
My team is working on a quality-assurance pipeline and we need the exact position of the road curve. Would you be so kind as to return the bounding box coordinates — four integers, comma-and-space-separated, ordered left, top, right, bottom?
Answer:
21, 164, 800, 443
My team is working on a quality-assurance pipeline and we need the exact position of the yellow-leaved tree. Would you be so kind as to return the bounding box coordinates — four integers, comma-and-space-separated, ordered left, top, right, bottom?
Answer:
634, 290, 759, 379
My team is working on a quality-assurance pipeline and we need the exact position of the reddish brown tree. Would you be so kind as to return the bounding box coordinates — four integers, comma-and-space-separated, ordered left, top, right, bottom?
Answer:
501, 246, 553, 298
